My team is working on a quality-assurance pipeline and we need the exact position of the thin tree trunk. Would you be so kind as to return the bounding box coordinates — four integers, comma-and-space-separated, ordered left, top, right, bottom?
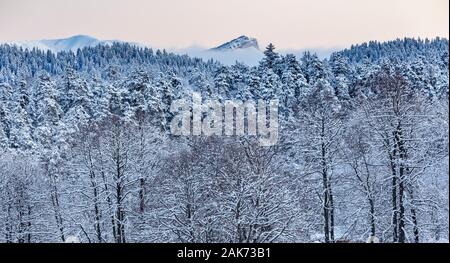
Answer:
321, 118, 331, 243
408, 187, 420, 243
98, 146, 117, 242
388, 138, 398, 243
27, 205, 32, 243
89, 169, 102, 243
363, 155, 376, 238
5, 202, 12, 243
49, 172, 65, 242
329, 182, 335, 242
395, 125, 406, 243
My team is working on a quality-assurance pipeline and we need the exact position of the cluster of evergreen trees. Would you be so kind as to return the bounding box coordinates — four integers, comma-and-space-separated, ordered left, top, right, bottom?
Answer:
0, 38, 448, 243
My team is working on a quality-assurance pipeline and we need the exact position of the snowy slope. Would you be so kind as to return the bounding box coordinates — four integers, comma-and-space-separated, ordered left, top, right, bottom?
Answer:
174, 35, 263, 66
211, 35, 259, 51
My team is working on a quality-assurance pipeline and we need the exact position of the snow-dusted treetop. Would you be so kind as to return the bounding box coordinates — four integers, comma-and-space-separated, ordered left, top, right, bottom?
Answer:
7, 35, 143, 53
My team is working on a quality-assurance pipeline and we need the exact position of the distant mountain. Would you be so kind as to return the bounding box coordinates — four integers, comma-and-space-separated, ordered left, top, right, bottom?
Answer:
8, 35, 139, 53
211, 35, 259, 51
174, 35, 263, 66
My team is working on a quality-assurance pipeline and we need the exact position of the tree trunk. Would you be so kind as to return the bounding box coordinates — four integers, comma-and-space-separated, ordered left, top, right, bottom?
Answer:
320, 118, 332, 243
394, 124, 406, 243
388, 139, 399, 243
49, 172, 65, 242
408, 186, 420, 243
27, 205, 32, 243
89, 170, 102, 243
329, 182, 335, 242
5, 203, 12, 243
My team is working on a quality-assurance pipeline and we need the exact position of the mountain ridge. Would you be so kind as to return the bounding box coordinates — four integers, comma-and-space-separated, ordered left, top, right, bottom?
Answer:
211, 35, 260, 51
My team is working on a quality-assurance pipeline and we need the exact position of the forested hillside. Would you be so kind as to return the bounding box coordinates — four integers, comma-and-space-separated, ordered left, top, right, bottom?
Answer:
0, 38, 448, 243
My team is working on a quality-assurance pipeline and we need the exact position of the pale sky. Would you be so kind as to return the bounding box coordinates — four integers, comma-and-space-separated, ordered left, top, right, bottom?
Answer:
0, 0, 448, 49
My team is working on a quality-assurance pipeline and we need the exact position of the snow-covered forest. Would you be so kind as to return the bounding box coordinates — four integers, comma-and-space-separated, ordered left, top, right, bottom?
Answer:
0, 37, 448, 243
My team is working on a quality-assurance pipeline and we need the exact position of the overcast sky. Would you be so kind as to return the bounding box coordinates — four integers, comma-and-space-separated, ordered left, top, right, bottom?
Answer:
0, 0, 448, 49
